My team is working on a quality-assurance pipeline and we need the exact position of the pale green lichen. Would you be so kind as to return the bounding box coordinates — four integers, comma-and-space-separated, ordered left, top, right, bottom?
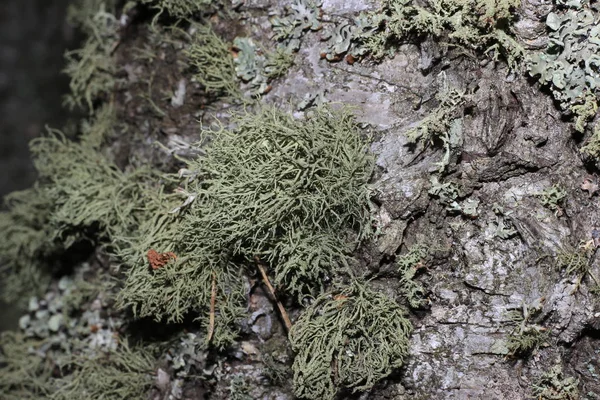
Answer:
322, 0, 524, 68
535, 184, 567, 213
404, 88, 465, 173
289, 281, 412, 400
270, 0, 322, 52
531, 364, 579, 400
397, 244, 428, 308
503, 300, 549, 357
185, 24, 241, 99
182, 106, 373, 297
116, 105, 373, 346
140, 0, 216, 18
63, 3, 120, 112
581, 123, 600, 160
528, 0, 600, 132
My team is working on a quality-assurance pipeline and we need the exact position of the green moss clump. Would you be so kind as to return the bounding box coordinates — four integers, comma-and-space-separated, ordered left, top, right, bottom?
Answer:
289, 281, 412, 400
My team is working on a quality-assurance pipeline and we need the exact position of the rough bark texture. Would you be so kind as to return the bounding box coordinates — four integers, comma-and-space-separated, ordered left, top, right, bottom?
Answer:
2, 0, 600, 399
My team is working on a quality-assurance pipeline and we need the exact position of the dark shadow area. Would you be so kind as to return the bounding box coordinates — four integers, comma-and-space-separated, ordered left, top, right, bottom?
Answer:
0, 0, 75, 331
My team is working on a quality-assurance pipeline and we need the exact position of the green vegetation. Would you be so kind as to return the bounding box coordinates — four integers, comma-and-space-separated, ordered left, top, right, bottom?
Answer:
528, 1, 600, 133
322, 0, 524, 68
0, 332, 54, 400
270, 0, 322, 52
503, 301, 549, 357
536, 184, 567, 214
397, 244, 428, 308
0, 332, 155, 400
556, 244, 600, 293
183, 106, 373, 296
63, 3, 120, 112
233, 37, 295, 96
581, 123, 600, 160
51, 342, 155, 400
185, 24, 241, 99
531, 365, 579, 400
140, 0, 216, 18
289, 281, 412, 400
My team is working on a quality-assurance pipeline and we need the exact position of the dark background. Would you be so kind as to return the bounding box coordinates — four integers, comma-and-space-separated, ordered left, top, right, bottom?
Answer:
0, 0, 74, 330
0, 0, 74, 198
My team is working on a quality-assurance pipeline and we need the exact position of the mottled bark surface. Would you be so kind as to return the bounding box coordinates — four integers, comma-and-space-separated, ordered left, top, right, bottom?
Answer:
3, 0, 600, 399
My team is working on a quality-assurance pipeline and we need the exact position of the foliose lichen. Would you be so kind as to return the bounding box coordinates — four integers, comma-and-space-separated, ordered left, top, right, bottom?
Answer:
531, 364, 579, 400
321, 0, 524, 68
528, 0, 600, 132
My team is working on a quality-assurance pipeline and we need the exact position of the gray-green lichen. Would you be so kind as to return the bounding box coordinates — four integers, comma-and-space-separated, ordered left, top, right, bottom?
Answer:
233, 37, 294, 96
185, 23, 241, 99
270, 0, 322, 52
322, 0, 524, 68
63, 2, 120, 112
528, 0, 600, 132
397, 244, 428, 308
531, 364, 579, 400
289, 281, 412, 400
140, 0, 217, 18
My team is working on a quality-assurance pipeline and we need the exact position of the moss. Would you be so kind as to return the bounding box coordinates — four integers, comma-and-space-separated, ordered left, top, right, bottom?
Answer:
289, 281, 412, 400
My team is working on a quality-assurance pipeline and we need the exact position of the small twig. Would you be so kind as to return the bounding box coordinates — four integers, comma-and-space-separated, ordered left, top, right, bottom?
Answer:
207, 271, 217, 343
254, 256, 292, 332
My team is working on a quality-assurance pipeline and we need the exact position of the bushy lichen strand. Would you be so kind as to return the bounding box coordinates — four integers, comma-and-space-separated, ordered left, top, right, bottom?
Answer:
289, 281, 412, 400
63, 3, 120, 111
183, 106, 373, 296
185, 24, 241, 99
